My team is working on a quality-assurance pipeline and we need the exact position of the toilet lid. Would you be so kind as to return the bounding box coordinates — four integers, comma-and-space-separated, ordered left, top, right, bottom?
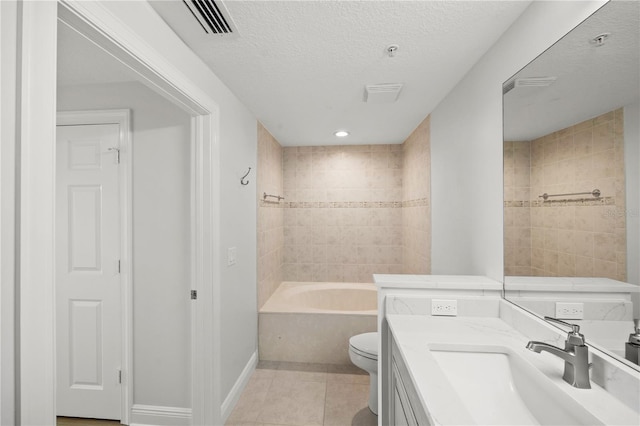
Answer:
349, 332, 378, 357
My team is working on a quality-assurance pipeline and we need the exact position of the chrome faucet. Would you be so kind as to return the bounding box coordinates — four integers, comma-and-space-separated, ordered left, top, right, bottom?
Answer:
625, 319, 640, 365
526, 316, 591, 389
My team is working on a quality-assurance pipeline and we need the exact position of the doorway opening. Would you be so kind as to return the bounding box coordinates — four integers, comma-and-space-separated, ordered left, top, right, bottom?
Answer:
18, 2, 220, 424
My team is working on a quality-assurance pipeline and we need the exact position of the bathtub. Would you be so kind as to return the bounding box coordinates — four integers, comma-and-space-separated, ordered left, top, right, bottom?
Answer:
259, 282, 377, 365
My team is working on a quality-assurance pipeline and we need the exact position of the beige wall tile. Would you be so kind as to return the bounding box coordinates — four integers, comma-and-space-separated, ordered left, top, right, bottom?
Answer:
507, 109, 626, 280
258, 123, 284, 307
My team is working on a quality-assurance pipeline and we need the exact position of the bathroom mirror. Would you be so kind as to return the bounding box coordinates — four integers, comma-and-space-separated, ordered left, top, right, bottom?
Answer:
503, 0, 640, 366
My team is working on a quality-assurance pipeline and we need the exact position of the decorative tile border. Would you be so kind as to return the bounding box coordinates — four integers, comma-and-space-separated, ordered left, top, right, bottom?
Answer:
504, 197, 616, 208
504, 200, 530, 208
402, 198, 430, 208
259, 199, 285, 208
259, 198, 429, 209
285, 201, 403, 208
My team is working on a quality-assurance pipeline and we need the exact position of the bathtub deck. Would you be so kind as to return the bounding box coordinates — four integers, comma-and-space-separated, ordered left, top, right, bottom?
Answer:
225, 361, 377, 426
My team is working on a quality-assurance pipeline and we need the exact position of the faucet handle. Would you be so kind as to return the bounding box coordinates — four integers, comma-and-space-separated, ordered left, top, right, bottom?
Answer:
544, 316, 586, 345
629, 319, 640, 345
544, 316, 580, 333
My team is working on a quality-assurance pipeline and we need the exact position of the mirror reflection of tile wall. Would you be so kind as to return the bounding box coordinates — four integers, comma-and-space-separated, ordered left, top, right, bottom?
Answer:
504, 109, 626, 280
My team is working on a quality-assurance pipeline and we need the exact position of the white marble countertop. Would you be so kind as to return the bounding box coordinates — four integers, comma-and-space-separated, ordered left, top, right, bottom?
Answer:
504, 276, 640, 293
387, 314, 640, 425
374, 274, 502, 290
574, 319, 635, 358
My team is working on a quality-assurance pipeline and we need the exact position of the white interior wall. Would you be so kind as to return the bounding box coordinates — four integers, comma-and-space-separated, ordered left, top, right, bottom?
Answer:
57, 81, 192, 409
430, 0, 607, 281
0, 2, 18, 424
219, 116, 258, 398
63, 1, 259, 415
624, 101, 640, 286
3, 1, 258, 421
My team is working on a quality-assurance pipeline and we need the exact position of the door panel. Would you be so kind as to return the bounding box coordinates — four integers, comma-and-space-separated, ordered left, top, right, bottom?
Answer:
68, 185, 102, 271
68, 300, 103, 389
56, 123, 121, 420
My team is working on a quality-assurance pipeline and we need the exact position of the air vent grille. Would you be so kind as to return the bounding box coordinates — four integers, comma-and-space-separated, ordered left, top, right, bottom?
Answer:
183, 0, 236, 35
515, 77, 557, 88
503, 79, 516, 95
503, 76, 556, 95
364, 83, 404, 103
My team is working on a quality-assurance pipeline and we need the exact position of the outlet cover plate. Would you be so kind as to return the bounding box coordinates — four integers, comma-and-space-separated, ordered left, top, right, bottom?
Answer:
555, 302, 584, 320
432, 299, 458, 316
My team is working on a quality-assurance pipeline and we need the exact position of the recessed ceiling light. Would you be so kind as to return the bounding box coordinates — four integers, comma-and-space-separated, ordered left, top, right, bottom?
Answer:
334, 131, 349, 137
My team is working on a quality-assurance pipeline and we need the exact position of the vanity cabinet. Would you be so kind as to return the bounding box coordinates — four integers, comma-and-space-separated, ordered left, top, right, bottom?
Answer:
388, 335, 431, 426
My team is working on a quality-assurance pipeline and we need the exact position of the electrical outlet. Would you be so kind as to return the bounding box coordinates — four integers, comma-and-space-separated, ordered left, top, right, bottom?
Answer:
555, 302, 584, 320
227, 247, 237, 266
431, 299, 457, 316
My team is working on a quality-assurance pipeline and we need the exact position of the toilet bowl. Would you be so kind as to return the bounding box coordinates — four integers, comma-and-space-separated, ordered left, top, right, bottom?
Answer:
348, 332, 378, 415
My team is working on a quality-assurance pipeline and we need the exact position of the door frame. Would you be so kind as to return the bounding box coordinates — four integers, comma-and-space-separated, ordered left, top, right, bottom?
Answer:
56, 110, 133, 423
18, 1, 221, 424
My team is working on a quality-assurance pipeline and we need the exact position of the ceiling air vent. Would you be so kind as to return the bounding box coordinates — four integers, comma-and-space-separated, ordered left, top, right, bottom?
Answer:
364, 83, 404, 103
514, 76, 557, 88
182, 0, 237, 35
504, 76, 557, 94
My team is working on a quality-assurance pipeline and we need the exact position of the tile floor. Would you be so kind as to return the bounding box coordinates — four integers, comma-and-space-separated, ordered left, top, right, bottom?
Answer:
225, 361, 377, 426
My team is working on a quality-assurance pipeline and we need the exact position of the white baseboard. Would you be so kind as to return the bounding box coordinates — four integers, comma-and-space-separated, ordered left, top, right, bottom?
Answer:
129, 404, 191, 426
220, 351, 258, 423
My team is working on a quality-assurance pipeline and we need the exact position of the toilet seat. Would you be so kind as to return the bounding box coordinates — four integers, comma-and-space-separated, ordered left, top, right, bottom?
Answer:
349, 332, 378, 360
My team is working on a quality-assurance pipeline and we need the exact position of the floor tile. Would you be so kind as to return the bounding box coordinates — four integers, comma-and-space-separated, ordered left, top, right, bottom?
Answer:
226, 362, 378, 426
252, 367, 278, 381
327, 372, 369, 385
275, 369, 327, 383
278, 362, 329, 373
323, 382, 375, 426
257, 360, 281, 370
257, 380, 326, 425
226, 377, 273, 424
327, 364, 366, 375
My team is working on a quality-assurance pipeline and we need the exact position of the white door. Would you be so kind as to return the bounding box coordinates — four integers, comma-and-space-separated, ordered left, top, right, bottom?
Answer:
56, 123, 122, 420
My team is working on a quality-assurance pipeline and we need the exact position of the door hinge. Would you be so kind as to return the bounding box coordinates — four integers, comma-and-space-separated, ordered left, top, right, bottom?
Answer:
191, 290, 197, 300
117, 369, 122, 384
117, 260, 121, 274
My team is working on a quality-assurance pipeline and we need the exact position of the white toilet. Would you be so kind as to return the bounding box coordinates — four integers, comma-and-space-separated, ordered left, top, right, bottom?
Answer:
348, 332, 378, 415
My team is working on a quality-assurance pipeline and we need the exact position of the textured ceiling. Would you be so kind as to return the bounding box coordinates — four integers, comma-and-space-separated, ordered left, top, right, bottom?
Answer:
150, 0, 531, 146
504, 1, 640, 141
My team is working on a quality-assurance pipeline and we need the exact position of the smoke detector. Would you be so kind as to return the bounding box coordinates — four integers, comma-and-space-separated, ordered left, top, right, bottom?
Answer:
589, 33, 611, 47
364, 83, 403, 103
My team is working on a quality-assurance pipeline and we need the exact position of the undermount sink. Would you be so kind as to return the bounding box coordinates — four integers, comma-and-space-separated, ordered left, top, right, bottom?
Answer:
430, 345, 602, 425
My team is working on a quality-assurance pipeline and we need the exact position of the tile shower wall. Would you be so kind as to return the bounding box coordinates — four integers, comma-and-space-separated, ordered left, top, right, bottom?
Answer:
282, 145, 404, 282
505, 109, 626, 280
257, 123, 284, 307
504, 140, 532, 275
402, 116, 432, 274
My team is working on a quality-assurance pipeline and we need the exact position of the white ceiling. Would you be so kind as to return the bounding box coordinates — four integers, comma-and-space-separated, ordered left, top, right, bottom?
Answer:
57, 21, 142, 87
503, 0, 640, 141
150, 0, 531, 146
